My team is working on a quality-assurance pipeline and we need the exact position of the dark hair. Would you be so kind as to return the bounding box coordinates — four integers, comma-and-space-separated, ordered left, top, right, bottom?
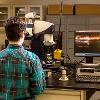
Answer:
4, 16, 26, 41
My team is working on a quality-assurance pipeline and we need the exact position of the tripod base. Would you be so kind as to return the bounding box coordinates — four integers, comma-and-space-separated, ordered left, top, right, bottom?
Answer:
59, 75, 68, 81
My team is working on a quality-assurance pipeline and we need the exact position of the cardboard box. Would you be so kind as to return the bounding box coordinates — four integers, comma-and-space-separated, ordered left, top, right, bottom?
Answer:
62, 5, 73, 15
75, 4, 100, 15
48, 5, 60, 14
48, 5, 73, 15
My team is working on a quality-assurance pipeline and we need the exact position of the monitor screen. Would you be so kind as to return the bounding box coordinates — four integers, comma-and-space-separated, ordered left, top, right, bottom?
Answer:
74, 30, 100, 63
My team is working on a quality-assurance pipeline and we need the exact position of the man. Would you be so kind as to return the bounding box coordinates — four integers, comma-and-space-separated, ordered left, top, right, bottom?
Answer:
0, 16, 46, 100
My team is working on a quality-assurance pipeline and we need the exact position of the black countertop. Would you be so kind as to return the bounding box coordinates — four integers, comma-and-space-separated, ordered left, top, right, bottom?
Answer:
46, 70, 100, 91
45, 68, 100, 100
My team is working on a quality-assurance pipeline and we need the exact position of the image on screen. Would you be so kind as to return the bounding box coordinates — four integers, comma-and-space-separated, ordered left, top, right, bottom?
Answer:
74, 30, 100, 57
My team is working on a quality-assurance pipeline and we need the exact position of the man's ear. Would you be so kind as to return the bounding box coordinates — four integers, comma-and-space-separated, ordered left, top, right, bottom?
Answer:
20, 31, 25, 38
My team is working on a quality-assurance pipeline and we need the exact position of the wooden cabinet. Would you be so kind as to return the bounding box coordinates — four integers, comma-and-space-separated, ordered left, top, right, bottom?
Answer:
27, 5, 43, 20
0, 5, 11, 29
0, 4, 44, 29
12, 5, 43, 21
36, 88, 85, 100
12, 5, 27, 21
0, 4, 44, 46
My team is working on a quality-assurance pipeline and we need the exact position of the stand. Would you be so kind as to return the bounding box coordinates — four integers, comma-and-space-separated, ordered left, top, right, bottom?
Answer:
86, 57, 93, 63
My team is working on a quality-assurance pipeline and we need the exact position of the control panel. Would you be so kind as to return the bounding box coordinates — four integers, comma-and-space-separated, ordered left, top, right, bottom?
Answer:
75, 63, 100, 82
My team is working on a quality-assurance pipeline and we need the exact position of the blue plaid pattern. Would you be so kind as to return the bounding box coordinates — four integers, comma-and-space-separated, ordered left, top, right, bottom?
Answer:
0, 44, 46, 100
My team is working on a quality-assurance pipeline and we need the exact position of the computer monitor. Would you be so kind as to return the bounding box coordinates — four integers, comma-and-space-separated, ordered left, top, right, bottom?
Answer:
74, 30, 100, 63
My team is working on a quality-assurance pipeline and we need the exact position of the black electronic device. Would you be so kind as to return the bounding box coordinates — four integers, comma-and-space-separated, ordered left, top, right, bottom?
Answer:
74, 30, 100, 63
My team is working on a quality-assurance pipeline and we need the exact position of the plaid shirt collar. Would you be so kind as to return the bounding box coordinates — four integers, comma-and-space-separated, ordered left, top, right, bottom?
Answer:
7, 44, 24, 49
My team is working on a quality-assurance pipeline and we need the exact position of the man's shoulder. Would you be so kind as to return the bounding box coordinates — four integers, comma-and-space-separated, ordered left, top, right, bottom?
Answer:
0, 49, 7, 58
26, 50, 39, 60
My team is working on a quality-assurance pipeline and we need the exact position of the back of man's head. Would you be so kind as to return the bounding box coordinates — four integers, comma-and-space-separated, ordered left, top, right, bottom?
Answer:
4, 16, 26, 41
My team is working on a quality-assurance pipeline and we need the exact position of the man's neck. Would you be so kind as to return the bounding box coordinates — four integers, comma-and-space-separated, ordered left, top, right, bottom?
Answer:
9, 39, 23, 46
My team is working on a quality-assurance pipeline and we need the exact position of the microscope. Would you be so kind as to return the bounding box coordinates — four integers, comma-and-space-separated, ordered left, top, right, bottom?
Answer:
25, 12, 55, 62
43, 33, 56, 67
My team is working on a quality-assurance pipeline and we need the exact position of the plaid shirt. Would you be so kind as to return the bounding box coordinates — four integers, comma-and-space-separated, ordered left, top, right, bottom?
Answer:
0, 44, 46, 100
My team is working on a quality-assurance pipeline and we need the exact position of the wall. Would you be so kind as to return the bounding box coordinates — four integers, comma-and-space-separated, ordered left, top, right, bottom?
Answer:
46, 15, 100, 63
0, 0, 42, 5
0, 0, 100, 5
43, 0, 100, 5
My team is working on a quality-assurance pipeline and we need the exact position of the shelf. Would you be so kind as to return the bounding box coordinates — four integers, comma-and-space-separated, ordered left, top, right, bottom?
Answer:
0, 27, 5, 30
19, 16, 25, 18
16, 13, 25, 15
0, 20, 6, 21
0, 13, 8, 15
0, 5, 10, 28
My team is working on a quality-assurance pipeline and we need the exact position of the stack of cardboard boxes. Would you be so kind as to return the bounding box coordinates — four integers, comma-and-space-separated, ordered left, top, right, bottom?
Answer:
47, 4, 100, 15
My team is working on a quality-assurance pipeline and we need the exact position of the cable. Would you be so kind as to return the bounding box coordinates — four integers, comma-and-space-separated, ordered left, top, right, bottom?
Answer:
57, 0, 63, 49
